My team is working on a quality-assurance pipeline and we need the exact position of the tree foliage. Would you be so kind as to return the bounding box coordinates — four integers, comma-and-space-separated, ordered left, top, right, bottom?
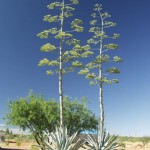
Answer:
5, 92, 98, 148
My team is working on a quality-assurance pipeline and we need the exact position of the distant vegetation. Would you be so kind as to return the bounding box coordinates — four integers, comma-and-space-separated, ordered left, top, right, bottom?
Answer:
119, 136, 150, 143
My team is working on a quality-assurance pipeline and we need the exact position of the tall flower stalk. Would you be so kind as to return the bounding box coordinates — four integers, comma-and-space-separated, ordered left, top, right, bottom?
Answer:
79, 3, 123, 140
38, 0, 92, 128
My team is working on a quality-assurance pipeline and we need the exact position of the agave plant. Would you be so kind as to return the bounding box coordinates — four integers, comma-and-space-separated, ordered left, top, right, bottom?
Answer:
41, 126, 85, 150
86, 130, 123, 150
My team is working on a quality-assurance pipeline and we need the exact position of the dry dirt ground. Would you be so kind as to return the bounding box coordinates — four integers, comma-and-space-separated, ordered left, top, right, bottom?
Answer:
0, 141, 150, 150
123, 142, 150, 150
0, 141, 34, 149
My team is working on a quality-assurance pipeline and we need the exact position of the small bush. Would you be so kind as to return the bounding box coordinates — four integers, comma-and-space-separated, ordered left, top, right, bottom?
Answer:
141, 136, 150, 146
30, 145, 40, 150
16, 137, 22, 147
5, 140, 10, 146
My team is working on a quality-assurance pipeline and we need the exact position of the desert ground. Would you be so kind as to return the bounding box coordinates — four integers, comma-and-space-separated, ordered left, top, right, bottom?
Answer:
0, 141, 34, 149
0, 141, 150, 150
124, 142, 150, 150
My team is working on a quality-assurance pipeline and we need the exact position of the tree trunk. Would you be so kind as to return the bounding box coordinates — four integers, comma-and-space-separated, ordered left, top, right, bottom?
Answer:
99, 73, 104, 135
59, 0, 64, 128
99, 12, 104, 140
33, 133, 45, 150
59, 65, 63, 128
99, 54, 104, 140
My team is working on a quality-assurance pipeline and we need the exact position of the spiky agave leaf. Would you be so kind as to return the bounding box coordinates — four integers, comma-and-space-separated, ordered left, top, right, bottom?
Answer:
42, 126, 85, 150
86, 130, 122, 150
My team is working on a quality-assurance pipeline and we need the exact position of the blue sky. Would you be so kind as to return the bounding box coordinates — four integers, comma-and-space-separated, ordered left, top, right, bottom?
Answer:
0, 0, 150, 136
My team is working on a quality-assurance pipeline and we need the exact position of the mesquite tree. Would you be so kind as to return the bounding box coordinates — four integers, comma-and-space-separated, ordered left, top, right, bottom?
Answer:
79, 3, 123, 139
5, 93, 98, 148
37, 0, 92, 128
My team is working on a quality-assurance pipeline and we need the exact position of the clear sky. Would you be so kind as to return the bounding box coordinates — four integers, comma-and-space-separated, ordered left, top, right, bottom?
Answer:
0, 0, 150, 137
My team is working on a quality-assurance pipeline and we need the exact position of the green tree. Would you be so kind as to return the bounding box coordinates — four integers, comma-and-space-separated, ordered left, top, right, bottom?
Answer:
5, 92, 98, 148
37, 0, 92, 128
63, 97, 98, 134
5, 92, 58, 148
78, 3, 123, 139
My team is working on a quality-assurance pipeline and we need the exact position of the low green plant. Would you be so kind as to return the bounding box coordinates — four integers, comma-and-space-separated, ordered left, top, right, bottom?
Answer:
30, 145, 40, 150
5, 140, 10, 146
119, 142, 126, 149
86, 130, 123, 150
141, 136, 150, 147
39, 126, 85, 150
5, 134, 10, 146
16, 136, 22, 147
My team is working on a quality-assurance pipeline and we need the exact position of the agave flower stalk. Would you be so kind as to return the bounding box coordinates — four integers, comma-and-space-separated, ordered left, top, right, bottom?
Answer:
38, 0, 93, 128
78, 3, 123, 140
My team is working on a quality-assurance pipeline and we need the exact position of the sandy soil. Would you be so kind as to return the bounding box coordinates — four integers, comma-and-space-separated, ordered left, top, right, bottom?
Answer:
123, 142, 150, 150
0, 141, 150, 150
0, 140, 34, 149
79, 142, 150, 150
